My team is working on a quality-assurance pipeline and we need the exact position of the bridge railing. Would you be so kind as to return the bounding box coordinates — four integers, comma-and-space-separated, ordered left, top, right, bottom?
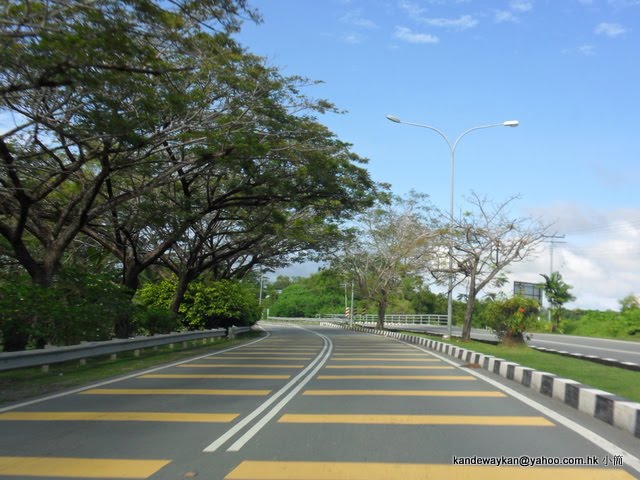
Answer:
278, 313, 447, 325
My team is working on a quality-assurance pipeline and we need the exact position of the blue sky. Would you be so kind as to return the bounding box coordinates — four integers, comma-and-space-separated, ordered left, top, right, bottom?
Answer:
234, 0, 640, 310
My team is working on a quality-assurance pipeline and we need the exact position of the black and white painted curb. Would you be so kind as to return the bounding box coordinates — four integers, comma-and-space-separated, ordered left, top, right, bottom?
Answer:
321, 322, 640, 440
530, 346, 640, 372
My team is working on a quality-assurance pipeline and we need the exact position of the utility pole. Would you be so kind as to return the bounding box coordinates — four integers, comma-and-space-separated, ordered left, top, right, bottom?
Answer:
543, 234, 566, 321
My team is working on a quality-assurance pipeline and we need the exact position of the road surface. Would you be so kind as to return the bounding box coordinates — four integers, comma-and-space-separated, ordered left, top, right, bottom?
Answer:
0, 324, 638, 479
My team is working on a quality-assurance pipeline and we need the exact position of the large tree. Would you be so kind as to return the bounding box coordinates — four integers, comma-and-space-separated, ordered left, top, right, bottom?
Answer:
0, 0, 259, 287
334, 193, 436, 329
433, 193, 548, 341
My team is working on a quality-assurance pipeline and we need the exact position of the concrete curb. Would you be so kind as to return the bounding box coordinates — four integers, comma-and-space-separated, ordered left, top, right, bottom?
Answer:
321, 322, 640, 440
530, 345, 640, 372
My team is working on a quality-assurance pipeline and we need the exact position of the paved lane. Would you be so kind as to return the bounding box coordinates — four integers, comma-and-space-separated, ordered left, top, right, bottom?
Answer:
0, 324, 638, 479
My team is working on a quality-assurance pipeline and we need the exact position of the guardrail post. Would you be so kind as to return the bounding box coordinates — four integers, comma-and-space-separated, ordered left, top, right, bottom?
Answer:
79, 359, 86, 366
182, 341, 188, 348
134, 349, 140, 357
169, 343, 174, 349
110, 354, 117, 360
41, 364, 49, 373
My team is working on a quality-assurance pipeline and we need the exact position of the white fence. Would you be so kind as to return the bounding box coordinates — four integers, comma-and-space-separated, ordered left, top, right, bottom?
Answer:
317, 314, 447, 325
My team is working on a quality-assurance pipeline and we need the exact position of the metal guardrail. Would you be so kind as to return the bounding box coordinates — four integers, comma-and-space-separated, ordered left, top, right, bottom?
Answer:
318, 314, 447, 325
0, 326, 252, 372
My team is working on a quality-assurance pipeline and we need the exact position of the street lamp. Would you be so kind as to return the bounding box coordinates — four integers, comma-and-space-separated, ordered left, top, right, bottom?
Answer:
386, 115, 519, 339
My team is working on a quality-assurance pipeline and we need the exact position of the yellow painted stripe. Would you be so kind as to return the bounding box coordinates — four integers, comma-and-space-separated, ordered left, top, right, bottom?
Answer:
333, 353, 428, 356
140, 374, 290, 379
278, 414, 554, 426
0, 456, 170, 479
80, 389, 270, 396
205, 356, 312, 360
0, 412, 238, 423
224, 461, 634, 480
317, 375, 475, 380
325, 366, 454, 370
330, 358, 440, 362
177, 364, 304, 369
303, 390, 505, 397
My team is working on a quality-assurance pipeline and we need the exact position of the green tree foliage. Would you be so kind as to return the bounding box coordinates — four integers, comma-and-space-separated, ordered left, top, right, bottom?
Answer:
0, 0, 378, 345
137, 278, 259, 330
539, 271, 575, 332
485, 296, 540, 345
561, 309, 640, 339
269, 269, 345, 318
0, 270, 132, 351
619, 294, 640, 312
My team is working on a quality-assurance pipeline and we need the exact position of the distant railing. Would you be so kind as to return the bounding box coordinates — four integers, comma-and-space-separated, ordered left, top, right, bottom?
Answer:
318, 314, 448, 325
0, 326, 252, 372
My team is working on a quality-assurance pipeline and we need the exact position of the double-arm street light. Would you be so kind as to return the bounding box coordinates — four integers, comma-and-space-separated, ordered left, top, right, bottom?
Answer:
386, 115, 519, 339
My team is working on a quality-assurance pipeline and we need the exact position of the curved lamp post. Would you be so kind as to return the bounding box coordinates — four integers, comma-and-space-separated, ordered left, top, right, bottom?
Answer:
386, 115, 519, 339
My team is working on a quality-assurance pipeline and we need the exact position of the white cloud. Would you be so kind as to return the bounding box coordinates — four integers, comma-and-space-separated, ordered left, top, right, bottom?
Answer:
505, 204, 640, 310
510, 0, 534, 12
394, 26, 440, 44
420, 14, 479, 30
563, 44, 596, 55
595, 22, 629, 36
495, 10, 519, 23
340, 10, 378, 29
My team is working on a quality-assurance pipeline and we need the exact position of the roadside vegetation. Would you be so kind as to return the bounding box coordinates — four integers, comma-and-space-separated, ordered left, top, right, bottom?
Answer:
404, 332, 640, 403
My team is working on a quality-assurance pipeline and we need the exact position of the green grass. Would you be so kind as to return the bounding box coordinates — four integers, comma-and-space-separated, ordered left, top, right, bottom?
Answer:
404, 332, 640, 403
0, 332, 262, 407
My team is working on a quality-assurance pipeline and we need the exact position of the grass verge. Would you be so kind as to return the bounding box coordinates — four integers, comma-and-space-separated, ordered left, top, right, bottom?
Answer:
404, 332, 640, 403
0, 332, 263, 407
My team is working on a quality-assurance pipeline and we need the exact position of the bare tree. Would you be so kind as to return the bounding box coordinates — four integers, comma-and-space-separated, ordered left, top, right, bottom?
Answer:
432, 193, 549, 341
334, 193, 436, 329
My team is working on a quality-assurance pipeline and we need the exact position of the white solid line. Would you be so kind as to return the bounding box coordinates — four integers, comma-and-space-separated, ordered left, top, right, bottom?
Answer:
226, 335, 334, 451
401, 340, 640, 476
203, 326, 332, 453
0, 330, 270, 413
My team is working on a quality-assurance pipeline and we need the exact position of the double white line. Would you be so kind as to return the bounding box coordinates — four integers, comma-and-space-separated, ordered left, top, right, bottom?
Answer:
203, 325, 333, 453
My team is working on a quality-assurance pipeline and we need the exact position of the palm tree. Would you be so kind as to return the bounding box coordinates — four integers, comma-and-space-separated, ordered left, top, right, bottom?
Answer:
539, 272, 575, 332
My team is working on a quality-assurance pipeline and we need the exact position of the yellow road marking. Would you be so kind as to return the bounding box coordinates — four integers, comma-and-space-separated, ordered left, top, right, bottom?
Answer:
303, 390, 505, 397
317, 375, 475, 380
0, 456, 170, 479
205, 356, 312, 360
333, 353, 429, 356
325, 365, 454, 370
329, 358, 440, 362
140, 374, 290, 379
278, 414, 554, 426
177, 364, 304, 369
79, 389, 270, 396
224, 461, 633, 480
0, 412, 238, 423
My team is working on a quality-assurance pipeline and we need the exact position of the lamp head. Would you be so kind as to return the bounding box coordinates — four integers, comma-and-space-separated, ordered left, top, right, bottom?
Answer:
386, 115, 402, 123
503, 120, 519, 127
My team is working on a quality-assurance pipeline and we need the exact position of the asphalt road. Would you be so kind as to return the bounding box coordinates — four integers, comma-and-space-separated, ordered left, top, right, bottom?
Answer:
397, 325, 640, 365
1, 323, 639, 479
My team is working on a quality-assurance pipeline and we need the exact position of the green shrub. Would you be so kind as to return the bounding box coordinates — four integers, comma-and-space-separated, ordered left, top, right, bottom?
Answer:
136, 278, 260, 331
0, 270, 133, 351
131, 305, 181, 335
485, 296, 540, 344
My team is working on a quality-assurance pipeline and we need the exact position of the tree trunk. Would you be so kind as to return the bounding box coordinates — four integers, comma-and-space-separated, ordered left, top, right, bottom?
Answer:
170, 272, 193, 314
462, 277, 477, 341
376, 295, 387, 329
